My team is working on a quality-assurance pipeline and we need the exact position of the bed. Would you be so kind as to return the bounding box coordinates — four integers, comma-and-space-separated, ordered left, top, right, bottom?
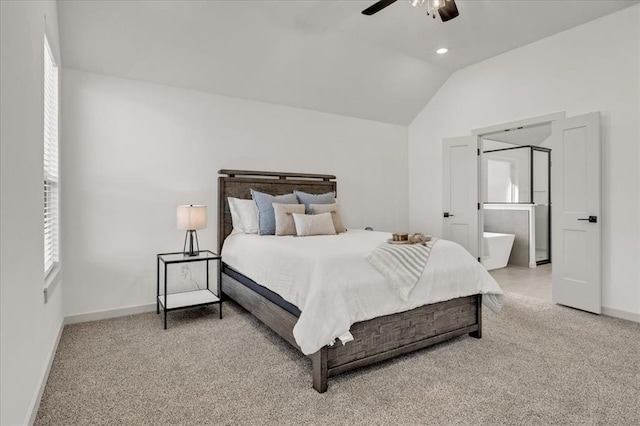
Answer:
217, 169, 501, 392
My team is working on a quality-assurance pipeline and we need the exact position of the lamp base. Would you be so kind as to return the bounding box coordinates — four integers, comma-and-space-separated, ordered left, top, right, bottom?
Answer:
182, 230, 200, 257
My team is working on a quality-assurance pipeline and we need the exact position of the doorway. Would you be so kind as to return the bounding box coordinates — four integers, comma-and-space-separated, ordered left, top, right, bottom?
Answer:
480, 123, 553, 300
443, 112, 602, 313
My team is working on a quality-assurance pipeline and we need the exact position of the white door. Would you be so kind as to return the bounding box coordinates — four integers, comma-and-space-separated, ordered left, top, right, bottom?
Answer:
552, 112, 601, 314
443, 136, 478, 259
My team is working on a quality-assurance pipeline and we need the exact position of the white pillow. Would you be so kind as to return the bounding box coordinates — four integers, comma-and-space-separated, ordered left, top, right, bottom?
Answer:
228, 197, 259, 234
292, 212, 336, 237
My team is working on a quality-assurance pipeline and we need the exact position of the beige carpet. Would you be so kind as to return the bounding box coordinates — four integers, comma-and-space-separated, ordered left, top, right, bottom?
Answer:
36, 293, 640, 425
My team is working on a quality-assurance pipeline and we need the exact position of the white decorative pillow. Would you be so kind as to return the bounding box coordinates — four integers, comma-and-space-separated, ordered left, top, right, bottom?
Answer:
273, 203, 305, 236
310, 203, 347, 233
227, 197, 259, 234
292, 212, 336, 237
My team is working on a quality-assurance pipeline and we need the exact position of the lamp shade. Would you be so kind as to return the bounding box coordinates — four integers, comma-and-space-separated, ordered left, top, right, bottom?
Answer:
177, 205, 207, 230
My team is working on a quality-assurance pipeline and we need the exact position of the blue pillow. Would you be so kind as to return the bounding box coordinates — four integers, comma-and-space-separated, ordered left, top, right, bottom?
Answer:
295, 190, 336, 214
251, 189, 298, 235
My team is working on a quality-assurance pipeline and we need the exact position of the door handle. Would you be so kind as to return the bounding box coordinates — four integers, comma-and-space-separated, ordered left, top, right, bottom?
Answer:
443, 212, 455, 218
577, 216, 597, 223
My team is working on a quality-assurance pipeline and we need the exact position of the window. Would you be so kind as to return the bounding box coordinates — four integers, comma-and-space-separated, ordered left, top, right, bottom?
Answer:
486, 159, 517, 203
44, 35, 59, 277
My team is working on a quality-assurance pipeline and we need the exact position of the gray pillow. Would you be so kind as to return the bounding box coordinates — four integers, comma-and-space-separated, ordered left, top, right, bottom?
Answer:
251, 189, 298, 235
294, 190, 336, 214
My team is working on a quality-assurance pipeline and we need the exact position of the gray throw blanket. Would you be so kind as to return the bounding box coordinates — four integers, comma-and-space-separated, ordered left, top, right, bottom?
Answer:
367, 238, 439, 301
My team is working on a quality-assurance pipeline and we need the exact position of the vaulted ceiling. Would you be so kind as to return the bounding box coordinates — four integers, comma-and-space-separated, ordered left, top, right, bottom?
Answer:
58, 0, 636, 125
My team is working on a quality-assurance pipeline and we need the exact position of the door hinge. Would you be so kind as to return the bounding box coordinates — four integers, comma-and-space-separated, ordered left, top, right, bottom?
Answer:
478, 257, 481, 262
477, 203, 480, 210
477, 148, 480, 156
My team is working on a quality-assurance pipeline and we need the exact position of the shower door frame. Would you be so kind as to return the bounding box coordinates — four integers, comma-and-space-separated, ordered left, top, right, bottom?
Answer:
532, 146, 552, 265
482, 145, 552, 265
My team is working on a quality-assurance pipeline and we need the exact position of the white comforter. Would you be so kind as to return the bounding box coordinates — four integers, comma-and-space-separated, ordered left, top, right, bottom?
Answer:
222, 230, 504, 355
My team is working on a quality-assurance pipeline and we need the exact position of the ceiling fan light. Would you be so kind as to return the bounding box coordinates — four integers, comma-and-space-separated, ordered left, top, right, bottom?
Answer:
426, 0, 444, 15
410, 0, 425, 7
436, 48, 448, 54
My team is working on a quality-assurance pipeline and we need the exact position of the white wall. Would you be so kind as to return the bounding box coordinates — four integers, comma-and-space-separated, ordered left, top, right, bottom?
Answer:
0, 1, 65, 424
61, 69, 408, 317
409, 6, 640, 318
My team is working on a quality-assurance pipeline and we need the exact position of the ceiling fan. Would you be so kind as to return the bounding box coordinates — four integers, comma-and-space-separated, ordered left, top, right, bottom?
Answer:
362, 0, 460, 22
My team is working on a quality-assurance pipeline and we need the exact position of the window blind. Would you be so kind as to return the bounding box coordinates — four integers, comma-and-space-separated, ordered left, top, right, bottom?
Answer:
44, 36, 59, 276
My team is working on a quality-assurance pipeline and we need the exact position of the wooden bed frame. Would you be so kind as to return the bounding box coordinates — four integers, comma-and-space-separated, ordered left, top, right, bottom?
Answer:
218, 169, 482, 392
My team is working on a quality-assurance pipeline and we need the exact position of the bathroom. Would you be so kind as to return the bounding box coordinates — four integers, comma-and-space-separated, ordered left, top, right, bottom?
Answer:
481, 124, 552, 298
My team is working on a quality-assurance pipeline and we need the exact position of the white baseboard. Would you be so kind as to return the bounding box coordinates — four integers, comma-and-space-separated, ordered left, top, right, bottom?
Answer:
602, 306, 640, 323
64, 303, 156, 325
27, 319, 64, 426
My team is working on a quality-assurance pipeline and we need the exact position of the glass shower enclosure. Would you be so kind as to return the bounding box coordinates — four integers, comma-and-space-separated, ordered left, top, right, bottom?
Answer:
484, 145, 551, 265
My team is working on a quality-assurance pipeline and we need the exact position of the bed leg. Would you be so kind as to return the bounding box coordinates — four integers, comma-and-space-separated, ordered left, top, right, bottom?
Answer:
469, 294, 483, 339
311, 347, 328, 393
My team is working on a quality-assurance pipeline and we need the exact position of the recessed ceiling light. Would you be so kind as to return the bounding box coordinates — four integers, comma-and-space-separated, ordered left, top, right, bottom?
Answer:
436, 48, 448, 55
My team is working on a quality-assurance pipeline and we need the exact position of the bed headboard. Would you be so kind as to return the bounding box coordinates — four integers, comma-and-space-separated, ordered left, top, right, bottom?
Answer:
218, 169, 337, 252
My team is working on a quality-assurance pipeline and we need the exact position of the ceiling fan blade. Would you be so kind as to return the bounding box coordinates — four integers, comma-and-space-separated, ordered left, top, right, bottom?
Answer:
362, 0, 398, 16
438, 0, 459, 22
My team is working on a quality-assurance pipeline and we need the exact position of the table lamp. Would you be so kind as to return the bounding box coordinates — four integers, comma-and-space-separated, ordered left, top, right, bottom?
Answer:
177, 204, 207, 256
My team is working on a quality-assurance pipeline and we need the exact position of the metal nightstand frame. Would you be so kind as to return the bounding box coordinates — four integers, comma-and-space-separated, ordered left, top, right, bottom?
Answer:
156, 250, 222, 329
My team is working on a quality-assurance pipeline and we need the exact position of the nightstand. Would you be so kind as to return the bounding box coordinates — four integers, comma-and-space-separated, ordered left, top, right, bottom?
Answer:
156, 250, 222, 329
